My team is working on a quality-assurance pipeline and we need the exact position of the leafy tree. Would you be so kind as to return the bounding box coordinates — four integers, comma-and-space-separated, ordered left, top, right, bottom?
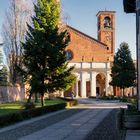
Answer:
18, 0, 76, 106
110, 42, 136, 96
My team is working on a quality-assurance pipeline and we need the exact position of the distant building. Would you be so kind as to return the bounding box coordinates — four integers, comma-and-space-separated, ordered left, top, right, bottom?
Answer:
63, 10, 137, 98
64, 11, 116, 98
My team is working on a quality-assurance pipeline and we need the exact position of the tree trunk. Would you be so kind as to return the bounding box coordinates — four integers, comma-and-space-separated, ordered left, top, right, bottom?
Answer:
34, 93, 38, 103
27, 93, 32, 103
122, 88, 125, 97
41, 93, 44, 107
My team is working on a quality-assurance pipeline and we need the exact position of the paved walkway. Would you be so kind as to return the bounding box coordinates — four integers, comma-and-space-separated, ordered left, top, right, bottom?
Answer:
0, 98, 130, 140
20, 108, 112, 140
0, 109, 84, 140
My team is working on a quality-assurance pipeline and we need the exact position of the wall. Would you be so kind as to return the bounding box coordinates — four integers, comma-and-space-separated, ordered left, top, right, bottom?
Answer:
67, 27, 108, 63
0, 85, 25, 102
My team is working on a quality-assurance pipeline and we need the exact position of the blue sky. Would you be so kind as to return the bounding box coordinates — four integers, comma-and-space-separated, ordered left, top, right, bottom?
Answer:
0, 0, 136, 59
61, 0, 136, 59
0, 0, 9, 43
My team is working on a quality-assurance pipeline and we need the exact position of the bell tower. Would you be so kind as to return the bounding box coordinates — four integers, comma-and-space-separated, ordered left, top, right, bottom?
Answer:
96, 11, 115, 56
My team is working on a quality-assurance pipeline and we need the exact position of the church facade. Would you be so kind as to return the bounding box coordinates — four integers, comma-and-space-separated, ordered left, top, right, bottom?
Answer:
64, 11, 116, 98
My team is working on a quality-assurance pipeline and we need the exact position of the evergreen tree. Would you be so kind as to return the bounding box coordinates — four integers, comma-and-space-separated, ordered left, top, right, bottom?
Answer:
110, 42, 136, 96
0, 66, 8, 86
0, 49, 3, 65
18, 0, 76, 106
0, 49, 8, 85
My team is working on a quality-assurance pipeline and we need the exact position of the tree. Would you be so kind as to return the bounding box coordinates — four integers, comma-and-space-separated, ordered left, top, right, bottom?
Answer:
110, 42, 136, 96
18, 0, 76, 106
0, 48, 3, 65
0, 66, 8, 86
0, 48, 8, 86
2, 0, 33, 85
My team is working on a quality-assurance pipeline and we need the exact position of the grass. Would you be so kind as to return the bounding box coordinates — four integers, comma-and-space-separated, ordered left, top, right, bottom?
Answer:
0, 98, 66, 116
44, 98, 66, 106
0, 102, 22, 116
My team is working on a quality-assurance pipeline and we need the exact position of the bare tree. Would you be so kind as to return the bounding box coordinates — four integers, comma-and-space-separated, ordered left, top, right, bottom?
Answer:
60, 2, 71, 25
2, 0, 33, 85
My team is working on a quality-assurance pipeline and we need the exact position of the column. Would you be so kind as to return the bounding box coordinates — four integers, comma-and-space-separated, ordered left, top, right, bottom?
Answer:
91, 71, 96, 97
75, 81, 79, 98
81, 72, 86, 98
105, 71, 113, 96
60, 91, 64, 97
105, 72, 109, 96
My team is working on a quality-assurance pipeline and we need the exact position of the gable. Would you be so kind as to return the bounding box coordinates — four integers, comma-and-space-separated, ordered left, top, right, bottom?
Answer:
66, 26, 109, 62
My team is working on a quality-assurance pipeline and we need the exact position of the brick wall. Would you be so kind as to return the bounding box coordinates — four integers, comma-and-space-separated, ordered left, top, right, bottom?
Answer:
66, 27, 109, 63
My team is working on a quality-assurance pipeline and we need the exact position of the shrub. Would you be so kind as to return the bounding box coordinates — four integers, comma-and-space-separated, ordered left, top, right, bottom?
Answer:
127, 104, 137, 111
0, 112, 23, 127
0, 103, 66, 127
22, 102, 36, 110
57, 97, 76, 101
120, 97, 128, 102
66, 100, 78, 107
57, 97, 78, 107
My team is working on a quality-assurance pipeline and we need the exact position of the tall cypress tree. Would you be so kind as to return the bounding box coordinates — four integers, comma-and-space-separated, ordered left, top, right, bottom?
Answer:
110, 42, 136, 96
19, 0, 76, 106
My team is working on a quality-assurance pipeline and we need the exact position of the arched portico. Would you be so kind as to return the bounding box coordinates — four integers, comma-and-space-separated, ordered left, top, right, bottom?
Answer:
96, 73, 106, 96
64, 62, 113, 98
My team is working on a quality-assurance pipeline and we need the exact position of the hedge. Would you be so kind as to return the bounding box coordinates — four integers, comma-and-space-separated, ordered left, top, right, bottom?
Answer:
57, 97, 78, 107
0, 103, 66, 127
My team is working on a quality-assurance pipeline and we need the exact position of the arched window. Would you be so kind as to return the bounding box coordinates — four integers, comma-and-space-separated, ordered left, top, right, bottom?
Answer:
66, 50, 73, 60
104, 17, 111, 28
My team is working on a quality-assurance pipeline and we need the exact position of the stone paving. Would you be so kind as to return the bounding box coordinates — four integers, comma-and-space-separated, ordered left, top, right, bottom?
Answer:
0, 109, 84, 140
0, 98, 129, 140
19, 108, 112, 140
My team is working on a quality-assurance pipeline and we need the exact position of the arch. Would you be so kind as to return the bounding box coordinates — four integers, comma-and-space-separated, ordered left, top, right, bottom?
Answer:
96, 73, 106, 96
66, 50, 73, 60
104, 16, 111, 28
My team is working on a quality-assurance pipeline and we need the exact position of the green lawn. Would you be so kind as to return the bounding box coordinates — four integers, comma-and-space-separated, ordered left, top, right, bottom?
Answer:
0, 102, 21, 116
0, 99, 66, 116
44, 99, 66, 106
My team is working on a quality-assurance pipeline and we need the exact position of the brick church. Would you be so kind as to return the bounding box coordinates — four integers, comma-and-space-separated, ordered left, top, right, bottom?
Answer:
64, 11, 116, 98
